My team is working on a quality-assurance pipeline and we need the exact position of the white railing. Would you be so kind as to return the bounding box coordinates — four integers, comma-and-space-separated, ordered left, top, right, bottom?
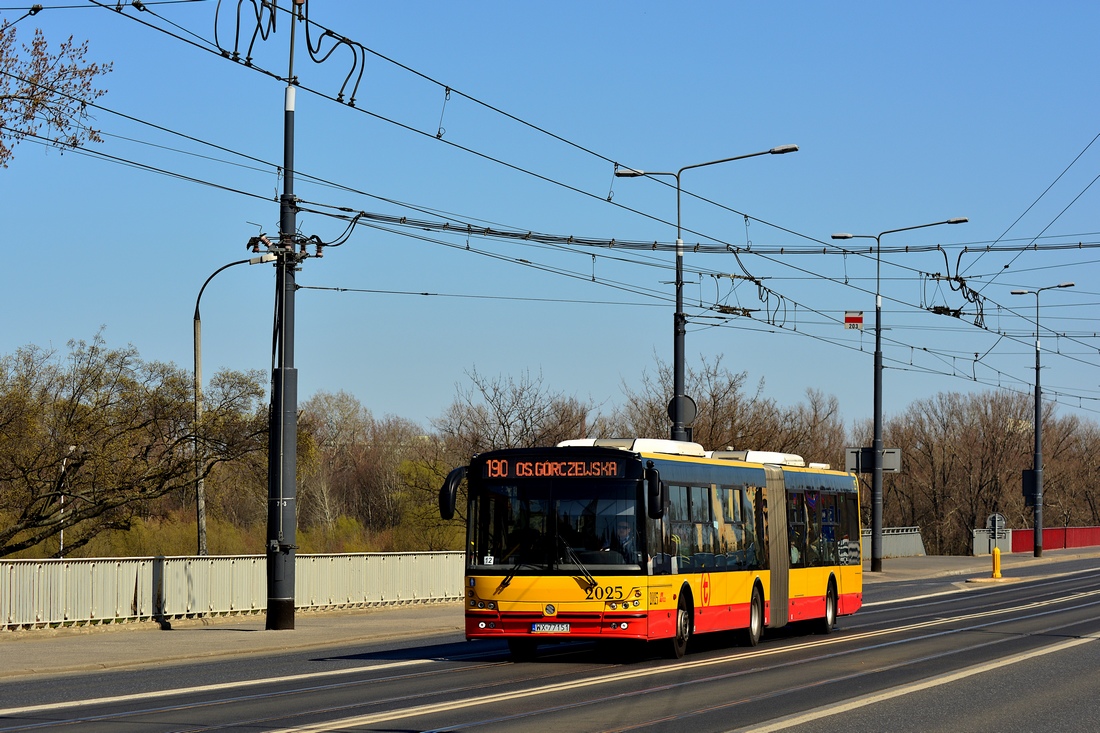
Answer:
0, 552, 464, 630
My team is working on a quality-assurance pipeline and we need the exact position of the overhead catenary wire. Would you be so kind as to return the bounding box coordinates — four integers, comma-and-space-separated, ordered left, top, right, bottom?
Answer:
26, 0, 1098, 415
297, 202, 1100, 411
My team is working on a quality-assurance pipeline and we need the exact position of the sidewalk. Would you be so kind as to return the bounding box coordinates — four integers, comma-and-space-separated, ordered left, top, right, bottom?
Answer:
0, 602, 466, 681
2, 549, 1096, 681
861, 546, 1100, 584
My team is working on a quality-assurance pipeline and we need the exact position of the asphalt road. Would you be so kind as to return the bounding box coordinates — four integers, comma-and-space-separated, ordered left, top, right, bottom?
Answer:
1, 549, 1097, 732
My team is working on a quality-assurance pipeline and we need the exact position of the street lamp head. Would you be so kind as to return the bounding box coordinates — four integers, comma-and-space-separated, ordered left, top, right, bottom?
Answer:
614, 167, 645, 178
1013, 282, 1074, 296
947, 217, 968, 225
769, 144, 799, 155
831, 233, 854, 240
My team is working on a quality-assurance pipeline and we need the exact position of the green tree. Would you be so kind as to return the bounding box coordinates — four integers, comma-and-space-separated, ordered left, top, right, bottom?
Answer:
0, 334, 266, 557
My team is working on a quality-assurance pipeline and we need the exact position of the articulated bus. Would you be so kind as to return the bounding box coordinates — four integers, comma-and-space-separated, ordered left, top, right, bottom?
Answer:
438, 438, 862, 660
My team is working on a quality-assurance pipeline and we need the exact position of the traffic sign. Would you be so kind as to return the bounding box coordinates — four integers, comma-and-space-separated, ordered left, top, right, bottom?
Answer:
845, 447, 902, 473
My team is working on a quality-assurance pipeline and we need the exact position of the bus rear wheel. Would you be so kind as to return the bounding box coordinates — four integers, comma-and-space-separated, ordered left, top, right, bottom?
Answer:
817, 580, 838, 635
740, 586, 764, 647
667, 595, 692, 659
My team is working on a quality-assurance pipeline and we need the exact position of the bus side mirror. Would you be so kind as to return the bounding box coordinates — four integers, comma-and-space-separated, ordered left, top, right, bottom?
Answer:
439, 466, 467, 520
646, 467, 665, 519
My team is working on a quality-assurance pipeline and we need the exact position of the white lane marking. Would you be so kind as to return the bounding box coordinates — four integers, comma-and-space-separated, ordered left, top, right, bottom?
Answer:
863, 589, 963, 607
269, 592, 1100, 733
863, 566, 1100, 607
0, 658, 433, 717
728, 631, 1100, 732
12, 586, 1100, 726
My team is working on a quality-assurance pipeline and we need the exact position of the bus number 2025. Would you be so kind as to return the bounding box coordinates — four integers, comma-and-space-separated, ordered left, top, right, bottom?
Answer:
585, 585, 624, 601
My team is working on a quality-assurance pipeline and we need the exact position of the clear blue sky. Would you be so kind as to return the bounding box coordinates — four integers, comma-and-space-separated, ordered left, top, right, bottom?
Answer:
5, 1, 1099, 438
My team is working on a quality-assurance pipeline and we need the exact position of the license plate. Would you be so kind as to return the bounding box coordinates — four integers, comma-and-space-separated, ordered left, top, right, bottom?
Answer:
531, 622, 570, 634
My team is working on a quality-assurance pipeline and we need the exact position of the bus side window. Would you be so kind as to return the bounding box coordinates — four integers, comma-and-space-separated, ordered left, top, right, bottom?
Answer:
744, 487, 762, 568
819, 493, 840, 565
690, 485, 716, 561
788, 491, 806, 567
719, 485, 759, 570
668, 484, 691, 572
839, 492, 861, 565
805, 491, 821, 566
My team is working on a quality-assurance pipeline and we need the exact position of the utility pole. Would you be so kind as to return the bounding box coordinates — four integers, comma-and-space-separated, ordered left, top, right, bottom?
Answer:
266, 0, 302, 631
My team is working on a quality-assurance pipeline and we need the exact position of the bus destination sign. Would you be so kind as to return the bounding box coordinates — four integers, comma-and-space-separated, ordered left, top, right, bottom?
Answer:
483, 458, 624, 479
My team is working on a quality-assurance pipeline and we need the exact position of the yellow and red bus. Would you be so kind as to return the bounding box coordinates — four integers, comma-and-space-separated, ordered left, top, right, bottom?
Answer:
438, 438, 862, 660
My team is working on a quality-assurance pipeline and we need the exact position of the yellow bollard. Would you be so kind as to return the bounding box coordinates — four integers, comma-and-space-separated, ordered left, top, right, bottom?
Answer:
992, 546, 1002, 579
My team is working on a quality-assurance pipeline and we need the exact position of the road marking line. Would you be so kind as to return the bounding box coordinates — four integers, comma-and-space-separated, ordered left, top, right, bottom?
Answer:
11, 588, 1099, 726
270, 592, 1100, 732
0, 658, 432, 717
727, 631, 1100, 732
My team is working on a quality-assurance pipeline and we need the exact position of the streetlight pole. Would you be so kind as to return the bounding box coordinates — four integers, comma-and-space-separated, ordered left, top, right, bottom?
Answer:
832, 217, 967, 572
194, 253, 276, 556
616, 144, 799, 441
57, 444, 76, 558
1011, 281, 1074, 557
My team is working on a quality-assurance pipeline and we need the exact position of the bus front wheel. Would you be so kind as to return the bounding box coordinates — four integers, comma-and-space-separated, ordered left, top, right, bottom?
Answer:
667, 595, 692, 659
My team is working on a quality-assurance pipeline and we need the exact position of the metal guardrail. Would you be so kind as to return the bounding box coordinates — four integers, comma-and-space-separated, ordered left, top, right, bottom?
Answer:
4, 530, 958, 630
0, 552, 464, 630
971, 528, 1012, 556
861, 526, 926, 558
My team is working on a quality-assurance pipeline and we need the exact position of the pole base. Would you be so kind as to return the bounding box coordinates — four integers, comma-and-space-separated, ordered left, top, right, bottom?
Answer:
266, 598, 296, 630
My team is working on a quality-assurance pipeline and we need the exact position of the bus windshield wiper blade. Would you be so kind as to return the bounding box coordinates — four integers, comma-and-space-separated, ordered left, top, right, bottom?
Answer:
557, 535, 597, 589
497, 562, 540, 592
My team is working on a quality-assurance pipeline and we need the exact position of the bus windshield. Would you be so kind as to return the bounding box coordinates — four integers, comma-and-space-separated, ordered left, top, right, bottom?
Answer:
468, 479, 643, 575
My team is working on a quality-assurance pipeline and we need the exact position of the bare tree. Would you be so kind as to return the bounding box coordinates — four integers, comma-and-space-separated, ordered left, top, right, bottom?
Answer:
434, 368, 597, 458
1041, 411, 1087, 534
298, 390, 371, 534
884, 391, 1032, 554
419, 369, 600, 547
607, 354, 839, 456
299, 391, 435, 550
775, 389, 848, 467
0, 21, 111, 167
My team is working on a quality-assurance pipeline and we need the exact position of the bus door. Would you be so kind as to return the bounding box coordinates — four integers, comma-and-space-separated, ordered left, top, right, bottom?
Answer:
764, 464, 790, 629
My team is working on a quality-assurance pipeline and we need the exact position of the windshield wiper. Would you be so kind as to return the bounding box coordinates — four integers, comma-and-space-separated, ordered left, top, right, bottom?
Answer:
556, 535, 597, 589
497, 562, 538, 592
